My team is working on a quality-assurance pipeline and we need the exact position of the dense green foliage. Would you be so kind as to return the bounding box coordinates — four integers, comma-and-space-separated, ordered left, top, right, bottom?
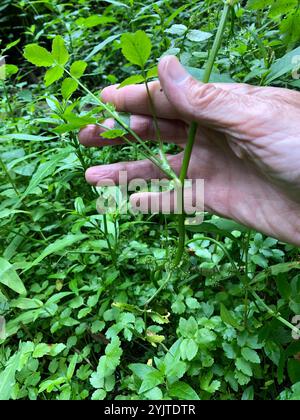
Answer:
0, 0, 300, 400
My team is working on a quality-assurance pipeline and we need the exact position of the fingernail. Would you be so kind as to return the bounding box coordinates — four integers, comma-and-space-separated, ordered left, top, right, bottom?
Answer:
162, 56, 189, 84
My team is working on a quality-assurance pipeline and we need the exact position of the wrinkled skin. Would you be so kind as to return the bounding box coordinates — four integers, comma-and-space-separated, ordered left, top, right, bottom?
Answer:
79, 56, 300, 246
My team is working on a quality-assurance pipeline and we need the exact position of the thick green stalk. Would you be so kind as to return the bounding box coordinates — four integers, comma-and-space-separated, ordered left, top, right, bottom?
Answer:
174, 2, 231, 266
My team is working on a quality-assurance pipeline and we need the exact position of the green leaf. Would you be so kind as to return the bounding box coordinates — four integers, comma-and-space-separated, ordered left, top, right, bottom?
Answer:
264, 341, 281, 365
280, 11, 300, 45
24, 234, 87, 272
67, 354, 78, 381
186, 216, 247, 238
147, 66, 158, 79
269, 1, 297, 17
51, 36, 69, 66
76, 15, 116, 28
91, 389, 106, 400
200, 372, 221, 394
235, 358, 253, 376
0, 316, 6, 340
220, 303, 243, 331
241, 347, 261, 364
129, 363, 156, 380
0, 133, 57, 142
251, 261, 300, 284
70, 61, 87, 79
180, 338, 198, 361
18, 150, 68, 203
33, 343, 66, 358
242, 386, 254, 400
186, 66, 235, 83
101, 129, 126, 139
0, 64, 18, 80
0, 257, 26, 294
165, 24, 187, 36
61, 78, 78, 99
23, 44, 54, 67
266, 46, 300, 83
247, 0, 271, 9
10, 297, 43, 309
186, 30, 212, 42
118, 74, 144, 88
44, 65, 64, 87
120, 30, 152, 68
0, 343, 33, 400
85, 34, 120, 61
288, 359, 300, 383
139, 370, 163, 394
168, 381, 200, 400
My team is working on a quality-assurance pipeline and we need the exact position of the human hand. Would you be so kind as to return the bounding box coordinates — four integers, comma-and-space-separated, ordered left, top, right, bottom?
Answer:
79, 56, 300, 246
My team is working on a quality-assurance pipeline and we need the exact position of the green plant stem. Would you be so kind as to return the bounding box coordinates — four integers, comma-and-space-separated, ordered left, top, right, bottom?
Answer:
174, 2, 231, 267
252, 291, 300, 336
144, 270, 173, 306
143, 74, 171, 174
70, 132, 88, 171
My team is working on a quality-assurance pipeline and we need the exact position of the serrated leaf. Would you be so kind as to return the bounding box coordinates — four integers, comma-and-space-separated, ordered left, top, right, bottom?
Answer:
23, 44, 54, 67
241, 347, 261, 364
52, 35, 69, 66
235, 357, 253, 376
121, 30, 152, 68
44, 65, 64, 87
91, 389, 106, 400
70, 61, 87, 79
61, 78, 78, 99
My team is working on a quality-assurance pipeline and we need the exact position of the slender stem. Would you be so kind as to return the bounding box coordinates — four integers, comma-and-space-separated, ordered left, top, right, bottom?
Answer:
144, 271, 172, 306
143, 76, 171, 175
252, 291, 300, 336
174, 3, 231, 267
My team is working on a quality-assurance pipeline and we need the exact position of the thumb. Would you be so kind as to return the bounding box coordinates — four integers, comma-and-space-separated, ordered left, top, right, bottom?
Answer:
158, 56, 257, 131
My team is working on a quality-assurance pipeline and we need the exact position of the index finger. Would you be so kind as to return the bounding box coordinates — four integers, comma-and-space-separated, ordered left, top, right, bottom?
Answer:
101, 80, 257, 121
101, 81, 181, 119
